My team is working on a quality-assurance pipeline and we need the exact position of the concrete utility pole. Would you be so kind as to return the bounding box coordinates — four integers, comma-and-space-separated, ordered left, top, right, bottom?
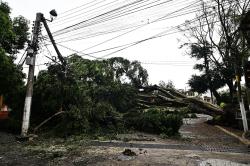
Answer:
236, 74, 248, 132
41, 16, 66, 67
239, 11, 250, 132
21, 13, 42, 137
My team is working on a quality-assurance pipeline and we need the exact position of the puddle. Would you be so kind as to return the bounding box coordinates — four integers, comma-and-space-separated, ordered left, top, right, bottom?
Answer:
200, 159, 250, 166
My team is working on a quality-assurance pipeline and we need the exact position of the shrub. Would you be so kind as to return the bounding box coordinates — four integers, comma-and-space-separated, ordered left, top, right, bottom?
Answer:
52, 101, 126, 136
207, 104, 240, 129
90, 101, 124, 132
244, 131, 250, 139
0, 118, 22, 134
190, 113, 197, 118
51, 105, 90, 137
124, 108, 183, 136
219, 102, 226, 109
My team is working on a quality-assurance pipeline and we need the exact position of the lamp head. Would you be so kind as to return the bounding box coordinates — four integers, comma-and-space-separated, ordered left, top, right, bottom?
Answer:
50, 9, 57, 17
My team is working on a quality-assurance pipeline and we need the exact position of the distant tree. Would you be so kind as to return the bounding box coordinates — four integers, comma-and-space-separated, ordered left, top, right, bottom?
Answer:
159, 80, 175, 89
12, 16, 29, 53
180, 0, 250, 103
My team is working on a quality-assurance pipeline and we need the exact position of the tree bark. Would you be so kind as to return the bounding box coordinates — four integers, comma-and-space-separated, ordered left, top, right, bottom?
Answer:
33, 111, 65, 133
138, 85, 223, 116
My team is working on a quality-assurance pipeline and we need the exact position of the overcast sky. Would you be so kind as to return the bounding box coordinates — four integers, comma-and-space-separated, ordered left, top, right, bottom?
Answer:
5, 0, 201, 89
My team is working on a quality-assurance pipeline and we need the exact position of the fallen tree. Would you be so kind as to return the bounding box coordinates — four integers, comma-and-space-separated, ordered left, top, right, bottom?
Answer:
137, 85, 223, 116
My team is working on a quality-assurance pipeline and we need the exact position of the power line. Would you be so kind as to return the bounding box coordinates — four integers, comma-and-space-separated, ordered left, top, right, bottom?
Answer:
46, 0, 233, 44
52, 0, 191, 29
56, 43, 99, 59
54, 3, 217, 44
51, 0, 150, 35
55, 23, 144, 43
48, 0, 242, 39
41, 0, 240, 63
56, 0, 104, 16
79, 0, 200, 52
79, 1, 234, 56
50, 0, 191, 41
51, 0, 121, 26
99, 20, 221, 59
49, 18, 220, 61
17, 48, 28, 66
53, 4, 200, 43
44, 7, 222, 60
51, 0, 193, 37
22, 63, 47, 68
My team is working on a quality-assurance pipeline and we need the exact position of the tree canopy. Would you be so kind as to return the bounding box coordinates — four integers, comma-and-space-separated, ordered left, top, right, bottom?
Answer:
0, 2, 29, 105
30, 55, 148, 134
181, 0, 250, 104
0, 2, 29, 55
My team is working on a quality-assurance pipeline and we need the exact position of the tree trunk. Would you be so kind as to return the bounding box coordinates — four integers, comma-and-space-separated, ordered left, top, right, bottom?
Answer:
211, 89, 222, 104
138, 85, 223, 116
33, 111, 65, 133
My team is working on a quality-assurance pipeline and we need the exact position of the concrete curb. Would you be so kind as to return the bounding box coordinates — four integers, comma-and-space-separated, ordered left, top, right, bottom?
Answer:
215, 125, 250, 146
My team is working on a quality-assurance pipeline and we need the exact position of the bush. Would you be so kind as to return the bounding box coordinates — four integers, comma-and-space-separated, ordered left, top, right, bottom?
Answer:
52, 101, 126, 136
244, 131, 250, 139
0, 118, 22, 134
207, 104, 240, 129
219, 102, 226, 109
50, 105, 90, 137
190, 113, 197, 118
90, 101, 125, 132
124, 108, 183, 136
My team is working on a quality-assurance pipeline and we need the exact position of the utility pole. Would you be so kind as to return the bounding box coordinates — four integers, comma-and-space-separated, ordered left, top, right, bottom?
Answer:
235, 73, 248, 132
21, 13, 42, 137
41, 16, 66, 67
239, 11, 250, 132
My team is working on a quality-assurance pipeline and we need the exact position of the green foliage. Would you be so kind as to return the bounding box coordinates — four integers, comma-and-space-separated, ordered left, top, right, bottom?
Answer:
124, 108, 183, 136
219, 90, 237, 104
190, 113, 197, 118
91, 102, 119, 125
180, 0, 249, 103
0, 2, 29, 54
219, 102, 226, 109
0, 48, 24, 94
188, 72, 225, 95
159, 80, 175, 89
244, 131, 250, 139
65, 105, 90, 134
31, 55, 182, 137
208, 103, 239, 128
12, 16, 29, 51
189, 43, 212, 60
0, 2, 14, 54
0, 48, 25, 109
188, 75, 208, 94
31, 55, 148, 135
0, 2, 29, 133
